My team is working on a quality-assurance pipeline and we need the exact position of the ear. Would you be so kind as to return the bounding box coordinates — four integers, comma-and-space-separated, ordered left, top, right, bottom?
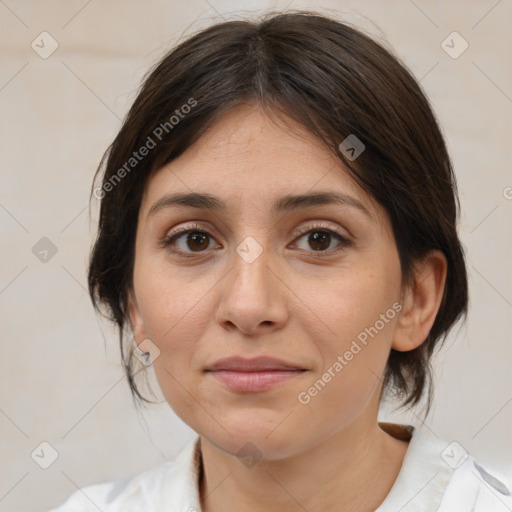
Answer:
392, 250, 447, 352
127, 288, 147, 344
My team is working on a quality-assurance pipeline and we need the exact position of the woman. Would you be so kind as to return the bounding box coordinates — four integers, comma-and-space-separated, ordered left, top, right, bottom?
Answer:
51, 11, 511, 511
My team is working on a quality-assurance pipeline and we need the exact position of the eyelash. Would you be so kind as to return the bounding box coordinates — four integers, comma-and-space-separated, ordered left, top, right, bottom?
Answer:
160, 222, 351, 259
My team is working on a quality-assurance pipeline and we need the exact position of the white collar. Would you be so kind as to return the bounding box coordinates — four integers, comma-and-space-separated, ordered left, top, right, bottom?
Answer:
106, 424, 458, 511
376, 424, 455, 511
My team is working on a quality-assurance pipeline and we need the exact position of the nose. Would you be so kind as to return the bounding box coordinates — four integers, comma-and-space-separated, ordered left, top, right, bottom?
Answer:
215, 245, 289, 336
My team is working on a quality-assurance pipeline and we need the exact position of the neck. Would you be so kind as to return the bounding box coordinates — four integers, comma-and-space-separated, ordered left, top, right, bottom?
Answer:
199, 420, 409, 512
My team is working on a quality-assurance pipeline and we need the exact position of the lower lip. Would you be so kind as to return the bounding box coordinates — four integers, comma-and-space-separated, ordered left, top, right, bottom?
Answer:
207, 370, 305, 392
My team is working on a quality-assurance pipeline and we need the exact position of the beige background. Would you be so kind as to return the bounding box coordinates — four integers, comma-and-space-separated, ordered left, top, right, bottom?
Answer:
1, 1, 511, 510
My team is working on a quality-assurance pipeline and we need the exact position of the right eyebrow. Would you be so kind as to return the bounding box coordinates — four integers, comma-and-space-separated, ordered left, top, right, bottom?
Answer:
148, 193, 226, 217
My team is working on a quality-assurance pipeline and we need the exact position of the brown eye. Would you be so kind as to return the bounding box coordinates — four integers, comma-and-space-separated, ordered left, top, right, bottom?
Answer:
163, 228, 219, 256
308, 231, 331, 251
186, 232, 210, 251
292, 227, 349, 255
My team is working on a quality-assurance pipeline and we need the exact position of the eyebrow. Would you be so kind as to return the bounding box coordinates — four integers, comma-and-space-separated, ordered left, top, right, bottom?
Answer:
148, 191, 372, 219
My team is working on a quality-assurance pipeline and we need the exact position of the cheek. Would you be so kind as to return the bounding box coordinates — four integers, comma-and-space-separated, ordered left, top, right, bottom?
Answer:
301, 260, 400, 351
140, 285, 213, 423
294, 261, 400, 406
133, 264, 216, 403
134, 261, 213, 347
296, 304, 398, 435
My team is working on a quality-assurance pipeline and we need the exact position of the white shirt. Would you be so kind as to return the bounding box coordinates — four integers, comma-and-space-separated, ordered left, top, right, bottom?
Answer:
49, 424, 512, 511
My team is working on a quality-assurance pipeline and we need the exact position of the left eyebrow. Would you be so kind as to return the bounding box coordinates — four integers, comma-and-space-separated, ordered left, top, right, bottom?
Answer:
272, 191, 372, 219
147, 191, 372, 220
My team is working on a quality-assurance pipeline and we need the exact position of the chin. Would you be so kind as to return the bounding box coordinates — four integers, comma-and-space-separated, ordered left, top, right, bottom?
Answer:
207, 432, 300, 462
197, 411, 306, 462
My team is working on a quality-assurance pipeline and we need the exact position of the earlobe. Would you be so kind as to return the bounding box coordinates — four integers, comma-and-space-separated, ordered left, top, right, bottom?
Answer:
392, 250, 447, 352
127, 289, 146, 343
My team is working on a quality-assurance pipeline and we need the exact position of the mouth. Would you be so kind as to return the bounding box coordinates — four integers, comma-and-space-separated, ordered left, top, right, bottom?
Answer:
205, 356, 307, 393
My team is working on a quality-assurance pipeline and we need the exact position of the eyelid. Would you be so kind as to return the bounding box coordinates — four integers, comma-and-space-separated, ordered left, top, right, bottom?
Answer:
158, 221, 216, 249
159, 220, 352, 257
291, 221, 350, 241
288, 222, 352, 257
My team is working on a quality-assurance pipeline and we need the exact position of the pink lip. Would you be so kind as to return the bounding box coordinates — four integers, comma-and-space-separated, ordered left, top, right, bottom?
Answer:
207, 356, 304, 372
205, 356, 307, 393
209, 370, 305, 392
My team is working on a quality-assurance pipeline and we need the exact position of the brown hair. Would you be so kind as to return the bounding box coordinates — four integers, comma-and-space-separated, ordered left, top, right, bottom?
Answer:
88, 11, 468, 411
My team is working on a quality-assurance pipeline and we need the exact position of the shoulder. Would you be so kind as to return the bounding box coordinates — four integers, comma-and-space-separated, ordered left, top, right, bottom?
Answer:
48, 477, 132, 512
439, 455, 512, 511
48, 462, 177, 512
376, 424, 512, 511
409, 428, 512, 511
48, 436, 202, 512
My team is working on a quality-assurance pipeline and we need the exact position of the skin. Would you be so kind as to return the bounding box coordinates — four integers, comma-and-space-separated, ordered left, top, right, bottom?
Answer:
128, 103, 447, 512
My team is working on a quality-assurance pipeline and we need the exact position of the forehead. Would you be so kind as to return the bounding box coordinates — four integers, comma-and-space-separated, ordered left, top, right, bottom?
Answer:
140, 103, 377, 218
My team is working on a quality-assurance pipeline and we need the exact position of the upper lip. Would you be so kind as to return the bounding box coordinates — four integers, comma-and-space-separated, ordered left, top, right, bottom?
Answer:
206, 356, 305, 372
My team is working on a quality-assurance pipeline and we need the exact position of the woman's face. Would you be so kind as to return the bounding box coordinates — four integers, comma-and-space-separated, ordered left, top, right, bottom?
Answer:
129, 104, 405, 460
